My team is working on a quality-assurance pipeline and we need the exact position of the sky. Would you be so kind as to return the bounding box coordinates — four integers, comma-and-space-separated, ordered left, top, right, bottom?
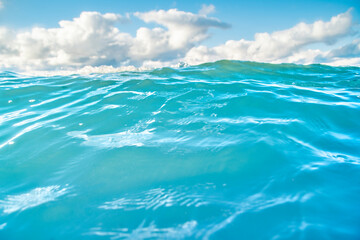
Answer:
0, 0, 359, 72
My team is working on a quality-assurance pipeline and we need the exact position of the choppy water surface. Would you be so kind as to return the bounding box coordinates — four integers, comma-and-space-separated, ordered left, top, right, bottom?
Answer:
1, 61, 360, 239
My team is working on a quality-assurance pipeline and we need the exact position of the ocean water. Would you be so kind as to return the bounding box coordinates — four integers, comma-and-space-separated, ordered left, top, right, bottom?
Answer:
0, 60, 360, 239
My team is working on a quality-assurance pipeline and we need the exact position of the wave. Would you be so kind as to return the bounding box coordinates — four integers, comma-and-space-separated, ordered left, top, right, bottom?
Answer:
1, 60, 358, 77
1, 59, 359, 239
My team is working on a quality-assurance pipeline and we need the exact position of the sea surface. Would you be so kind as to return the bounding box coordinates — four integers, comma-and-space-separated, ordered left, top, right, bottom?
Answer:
0, 61, 360, 239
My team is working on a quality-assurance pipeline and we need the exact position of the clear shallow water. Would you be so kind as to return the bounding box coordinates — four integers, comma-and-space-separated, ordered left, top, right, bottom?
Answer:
0, 60, 360, 239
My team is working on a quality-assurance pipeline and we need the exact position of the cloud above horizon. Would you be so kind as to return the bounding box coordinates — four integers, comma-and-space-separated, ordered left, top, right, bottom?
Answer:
0, 6, 358, 72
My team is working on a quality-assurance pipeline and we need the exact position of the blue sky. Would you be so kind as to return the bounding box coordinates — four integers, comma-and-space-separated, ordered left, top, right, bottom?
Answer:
0, 0, 359, 71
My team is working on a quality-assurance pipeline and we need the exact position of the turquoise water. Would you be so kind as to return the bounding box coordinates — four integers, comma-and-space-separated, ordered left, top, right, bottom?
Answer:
1, 61, 360, 239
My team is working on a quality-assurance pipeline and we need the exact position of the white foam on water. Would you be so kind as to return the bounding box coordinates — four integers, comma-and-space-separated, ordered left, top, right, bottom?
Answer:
97, 184, 314, 240
0, 185, 68, 214
88, 220, 198, 240
18, 61, 189, 77
68, 129, 155, 148
176, 116, 302, 125
0, 223, 6, 230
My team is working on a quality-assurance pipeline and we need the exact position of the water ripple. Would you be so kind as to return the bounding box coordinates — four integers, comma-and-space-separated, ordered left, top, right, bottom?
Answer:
1, 61, 359, 239
99, 188, 208, 211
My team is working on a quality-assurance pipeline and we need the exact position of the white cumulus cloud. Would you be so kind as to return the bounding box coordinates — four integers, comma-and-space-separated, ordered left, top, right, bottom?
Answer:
133, 8, 229, 58
0, 7, 229, 71
184, 9, 355, 65
0, 7, 358, 72
328, 38, 360, 58
0, 12, 133, 70
199, 4, 216, 16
